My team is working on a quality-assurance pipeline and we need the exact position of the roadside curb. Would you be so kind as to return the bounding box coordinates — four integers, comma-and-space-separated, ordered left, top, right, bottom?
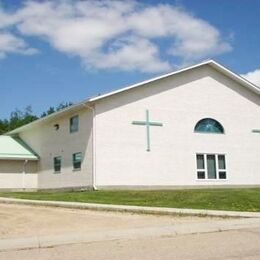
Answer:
0, 197, 259, 218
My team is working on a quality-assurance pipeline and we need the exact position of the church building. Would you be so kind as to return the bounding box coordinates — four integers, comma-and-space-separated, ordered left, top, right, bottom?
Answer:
1, 60, 260, 190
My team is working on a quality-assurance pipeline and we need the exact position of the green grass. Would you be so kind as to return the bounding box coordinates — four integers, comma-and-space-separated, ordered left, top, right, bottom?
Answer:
0, 188, 259, 212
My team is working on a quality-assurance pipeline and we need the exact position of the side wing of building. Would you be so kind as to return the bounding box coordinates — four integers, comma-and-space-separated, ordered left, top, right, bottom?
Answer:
18, 107, 93, 190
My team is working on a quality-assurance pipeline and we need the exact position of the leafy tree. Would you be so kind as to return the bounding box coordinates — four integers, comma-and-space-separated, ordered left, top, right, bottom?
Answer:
0, 119, 9, 135
41, 107, 55, 117
56, 102, 73, 112
41, 102, 73, 117
8, 106, 38, 132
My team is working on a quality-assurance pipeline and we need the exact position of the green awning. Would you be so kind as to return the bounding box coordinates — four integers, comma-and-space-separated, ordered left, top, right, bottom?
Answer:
0, 135, 38, 160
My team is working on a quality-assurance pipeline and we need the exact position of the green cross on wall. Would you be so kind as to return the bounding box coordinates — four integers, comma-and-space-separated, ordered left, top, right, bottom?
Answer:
132, 110, 163, 152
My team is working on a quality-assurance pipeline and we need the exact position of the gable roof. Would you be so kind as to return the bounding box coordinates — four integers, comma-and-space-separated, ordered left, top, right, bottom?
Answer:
0, 136, 38, 160
7, 59, 260, 135
89, 59, 260, 102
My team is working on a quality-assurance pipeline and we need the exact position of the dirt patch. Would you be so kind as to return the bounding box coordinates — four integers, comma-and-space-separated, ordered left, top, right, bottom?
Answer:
0, 203, 220, 239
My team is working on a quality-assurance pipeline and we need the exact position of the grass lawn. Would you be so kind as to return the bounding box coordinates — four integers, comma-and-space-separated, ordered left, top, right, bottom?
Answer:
0, 188, 259, 212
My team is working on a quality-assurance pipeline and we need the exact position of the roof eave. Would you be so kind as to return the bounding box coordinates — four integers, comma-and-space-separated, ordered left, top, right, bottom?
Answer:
7, 100, 91, 135
0, 156, 39, 161
208, 61, 260, 95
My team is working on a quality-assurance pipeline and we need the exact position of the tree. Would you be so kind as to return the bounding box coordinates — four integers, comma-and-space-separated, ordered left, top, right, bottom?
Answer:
41, 102, 73, 117
8, 106, 38, 132
0, 102, 73, 134
56, 102, 73, 112
0, 119, 9, 135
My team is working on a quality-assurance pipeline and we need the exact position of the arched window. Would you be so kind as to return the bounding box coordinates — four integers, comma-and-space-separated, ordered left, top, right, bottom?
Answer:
194, 118, 224, 134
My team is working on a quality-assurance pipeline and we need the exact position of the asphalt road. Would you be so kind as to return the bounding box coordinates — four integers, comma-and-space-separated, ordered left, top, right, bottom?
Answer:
0, 227, 259, 260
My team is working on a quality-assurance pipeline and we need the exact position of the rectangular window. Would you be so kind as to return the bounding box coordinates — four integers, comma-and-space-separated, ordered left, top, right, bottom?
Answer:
54, 156, 61, 173
70, 115, 79, 133
218, 155, 226, 179
218, 155, 226, 169
207, 155, 216, 179
196, 154, 204, 169
196, 154, 205, 179
196, 154, 226, 180
73, 152, 82, 170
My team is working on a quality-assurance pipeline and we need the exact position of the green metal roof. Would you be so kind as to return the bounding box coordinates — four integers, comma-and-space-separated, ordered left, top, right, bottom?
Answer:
0, 136, 38, 160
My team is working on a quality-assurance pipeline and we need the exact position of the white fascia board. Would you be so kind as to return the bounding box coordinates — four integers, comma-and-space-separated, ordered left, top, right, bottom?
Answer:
208, 60, 260, 95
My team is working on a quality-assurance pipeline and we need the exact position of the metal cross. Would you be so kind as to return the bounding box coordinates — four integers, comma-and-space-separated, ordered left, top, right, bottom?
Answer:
132, 109, 163, 152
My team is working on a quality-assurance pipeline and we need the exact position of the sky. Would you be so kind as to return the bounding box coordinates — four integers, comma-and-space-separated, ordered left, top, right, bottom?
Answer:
0, 0, 260, 119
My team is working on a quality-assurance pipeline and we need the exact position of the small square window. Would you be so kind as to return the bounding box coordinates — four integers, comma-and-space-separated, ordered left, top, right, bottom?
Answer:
54, 156, 61, 173
73, 152, 82, 170
197, 171, 205, 179
219, 171, 226, 179
70, 115, 79, 133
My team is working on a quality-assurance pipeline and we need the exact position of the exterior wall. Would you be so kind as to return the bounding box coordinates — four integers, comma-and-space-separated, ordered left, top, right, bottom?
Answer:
0, 160, 38, 173
19, 108, 93, 189
94, 65, 260, 187
0, 160, 38, 189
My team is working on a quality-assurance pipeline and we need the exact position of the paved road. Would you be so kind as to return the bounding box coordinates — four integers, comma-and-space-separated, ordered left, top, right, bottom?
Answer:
0, 227, 259, 260
0, 203, 259, 259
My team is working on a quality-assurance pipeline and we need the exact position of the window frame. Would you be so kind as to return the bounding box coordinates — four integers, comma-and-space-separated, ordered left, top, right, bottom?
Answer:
53, 156, 62, 173
72, 152, 82, 171
196, 153, 227, 180
70, 115, 79, 133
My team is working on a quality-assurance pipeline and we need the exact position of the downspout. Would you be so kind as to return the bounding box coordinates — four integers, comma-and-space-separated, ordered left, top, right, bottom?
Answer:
22, 159, 28, 190
82, 103, 97, 190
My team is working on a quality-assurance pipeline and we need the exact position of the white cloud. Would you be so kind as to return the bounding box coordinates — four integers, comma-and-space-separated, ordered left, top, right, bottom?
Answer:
129, 5, 231, 61
0, 0, 232, 73
0, 32, 37, 58
85, 36, 171, 72
0, 8, 37, 57
241, 70, 260, 87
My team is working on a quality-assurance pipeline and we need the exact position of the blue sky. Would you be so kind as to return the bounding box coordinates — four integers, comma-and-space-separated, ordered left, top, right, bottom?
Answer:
0, 0, 260, 118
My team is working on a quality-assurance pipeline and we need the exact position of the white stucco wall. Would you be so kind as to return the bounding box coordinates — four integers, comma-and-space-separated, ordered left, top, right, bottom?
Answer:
19, 108, 93, 189
94, 65, 260, 187
0, 173, 38, 189
0, 160, 38, 173
0, 160, 38, 189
